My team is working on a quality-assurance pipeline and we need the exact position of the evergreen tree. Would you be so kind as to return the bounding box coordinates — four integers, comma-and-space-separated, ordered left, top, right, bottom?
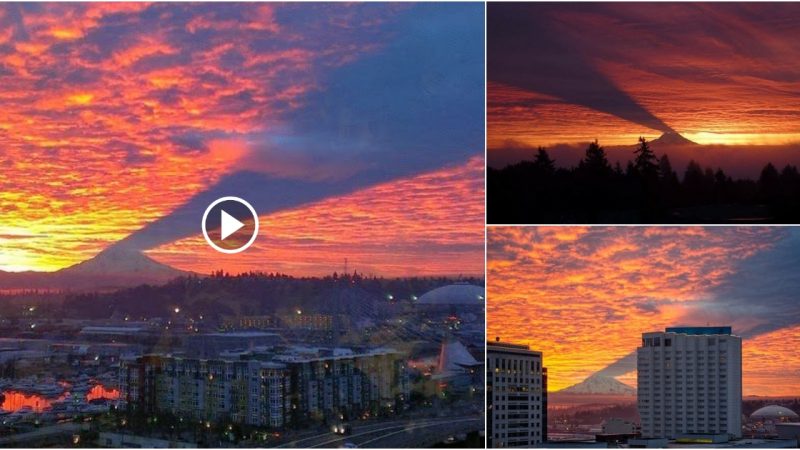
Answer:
658, 154, 676, 182
714, 168, 731, 202
658, 154, 680, 206
760, 162, 780, 185
533, 147, 555, 173
625, 161, 637, 177
633, 136, 659, 178
759, 162, 781, 200
682, 160, 707, 205
579, 139, 612, 175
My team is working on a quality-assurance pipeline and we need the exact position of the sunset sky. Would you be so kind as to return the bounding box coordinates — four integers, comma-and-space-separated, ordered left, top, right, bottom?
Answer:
0, 3, 484, 276
487, 227, 800, 397
488, 3, 800, 172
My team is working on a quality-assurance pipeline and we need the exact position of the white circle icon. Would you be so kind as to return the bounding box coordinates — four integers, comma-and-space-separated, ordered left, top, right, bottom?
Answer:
201, 196, 259, 254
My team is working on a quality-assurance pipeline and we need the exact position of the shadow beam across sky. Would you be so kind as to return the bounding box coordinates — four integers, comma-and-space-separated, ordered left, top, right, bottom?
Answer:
487, 3, 674, 134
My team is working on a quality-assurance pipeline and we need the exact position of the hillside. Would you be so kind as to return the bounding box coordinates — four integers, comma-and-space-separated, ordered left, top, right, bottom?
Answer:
57, 272, 484, 320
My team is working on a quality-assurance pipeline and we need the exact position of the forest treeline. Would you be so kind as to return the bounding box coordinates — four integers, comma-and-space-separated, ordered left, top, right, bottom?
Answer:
488, 138, 800, 223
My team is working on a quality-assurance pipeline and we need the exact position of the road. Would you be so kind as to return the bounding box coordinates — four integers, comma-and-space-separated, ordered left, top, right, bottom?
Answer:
0, 422, 85, 446
273, 415, 483, 448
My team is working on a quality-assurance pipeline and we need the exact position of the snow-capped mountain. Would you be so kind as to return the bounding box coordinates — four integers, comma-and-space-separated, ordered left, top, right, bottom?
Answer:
0, 247, 187, 291
57, 246, 183, 279
650, 131, 698, 147
559, 374, 636, 395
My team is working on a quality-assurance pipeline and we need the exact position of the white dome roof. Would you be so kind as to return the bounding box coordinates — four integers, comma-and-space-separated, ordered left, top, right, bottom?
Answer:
751, 405, 799, 419
417, 283, 484, 305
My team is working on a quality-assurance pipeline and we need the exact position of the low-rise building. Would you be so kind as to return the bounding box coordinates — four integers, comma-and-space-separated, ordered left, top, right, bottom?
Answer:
120, 346, 409, 429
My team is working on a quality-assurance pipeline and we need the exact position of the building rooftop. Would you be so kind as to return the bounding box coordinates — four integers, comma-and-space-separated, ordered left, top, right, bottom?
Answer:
751, 405, 799, 419
417, 283, 484, 305
665, 326, 733, 336
274, 346, 399, 363
80, 326, 145, 334
487, 340, 530, 350
667, 439, 799, 448
487, 340, 541, 357
202, 331, 282, 338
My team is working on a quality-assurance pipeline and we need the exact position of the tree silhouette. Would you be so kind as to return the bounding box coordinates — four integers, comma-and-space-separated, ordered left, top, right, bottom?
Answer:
533, 147, 555, 173
759, 162, 781, 201
633, 137, 659, 179
658, 155, 675, 180
658, 154, 680, 207
578, 139, 612, 175
487, 137, 800, 223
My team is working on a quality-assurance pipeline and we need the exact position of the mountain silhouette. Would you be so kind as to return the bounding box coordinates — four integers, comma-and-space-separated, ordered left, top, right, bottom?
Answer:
650, 131, 698, 147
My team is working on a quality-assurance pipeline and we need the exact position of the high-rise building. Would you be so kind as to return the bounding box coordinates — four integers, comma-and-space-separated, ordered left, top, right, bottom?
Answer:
487, 340, 547, 448
637, 327, 742, 440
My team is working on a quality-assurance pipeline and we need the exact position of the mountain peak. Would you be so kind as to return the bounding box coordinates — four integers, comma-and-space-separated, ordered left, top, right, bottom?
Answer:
558, 374, 635, 395
0, 248, 187, 291
650, 131, 697, 146
58, 246, 183, 278
47, 247, 189, 289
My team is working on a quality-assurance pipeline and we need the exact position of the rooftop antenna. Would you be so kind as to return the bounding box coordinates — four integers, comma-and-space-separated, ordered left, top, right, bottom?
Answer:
344, 258, 348, 275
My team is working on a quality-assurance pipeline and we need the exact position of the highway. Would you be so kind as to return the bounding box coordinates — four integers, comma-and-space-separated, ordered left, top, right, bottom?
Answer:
273, 415, 483, 448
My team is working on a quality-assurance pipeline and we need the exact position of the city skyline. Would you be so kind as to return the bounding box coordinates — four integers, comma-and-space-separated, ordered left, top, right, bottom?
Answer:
487, 227, 800, 397
0, 3, 485, 277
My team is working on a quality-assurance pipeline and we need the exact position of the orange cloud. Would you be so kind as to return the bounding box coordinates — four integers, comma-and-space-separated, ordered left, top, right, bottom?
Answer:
0, 4, 398, 273
147, 157, 485, 277
742, 325, 800, 397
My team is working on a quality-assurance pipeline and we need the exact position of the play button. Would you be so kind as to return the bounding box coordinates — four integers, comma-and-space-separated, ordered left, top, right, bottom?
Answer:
202, 196, 259, 254
220, 210, 244, 240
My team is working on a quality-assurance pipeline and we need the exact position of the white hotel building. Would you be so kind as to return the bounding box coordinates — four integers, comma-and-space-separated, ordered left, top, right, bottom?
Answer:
637, 327, 742, 440
487, 340, 547, 448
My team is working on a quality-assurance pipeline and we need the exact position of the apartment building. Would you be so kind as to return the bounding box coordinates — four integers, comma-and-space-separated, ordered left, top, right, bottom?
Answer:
121, 347, 409, 429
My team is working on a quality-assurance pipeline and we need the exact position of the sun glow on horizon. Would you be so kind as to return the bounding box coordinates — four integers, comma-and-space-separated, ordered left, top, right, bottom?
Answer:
683, 131, 800, 146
